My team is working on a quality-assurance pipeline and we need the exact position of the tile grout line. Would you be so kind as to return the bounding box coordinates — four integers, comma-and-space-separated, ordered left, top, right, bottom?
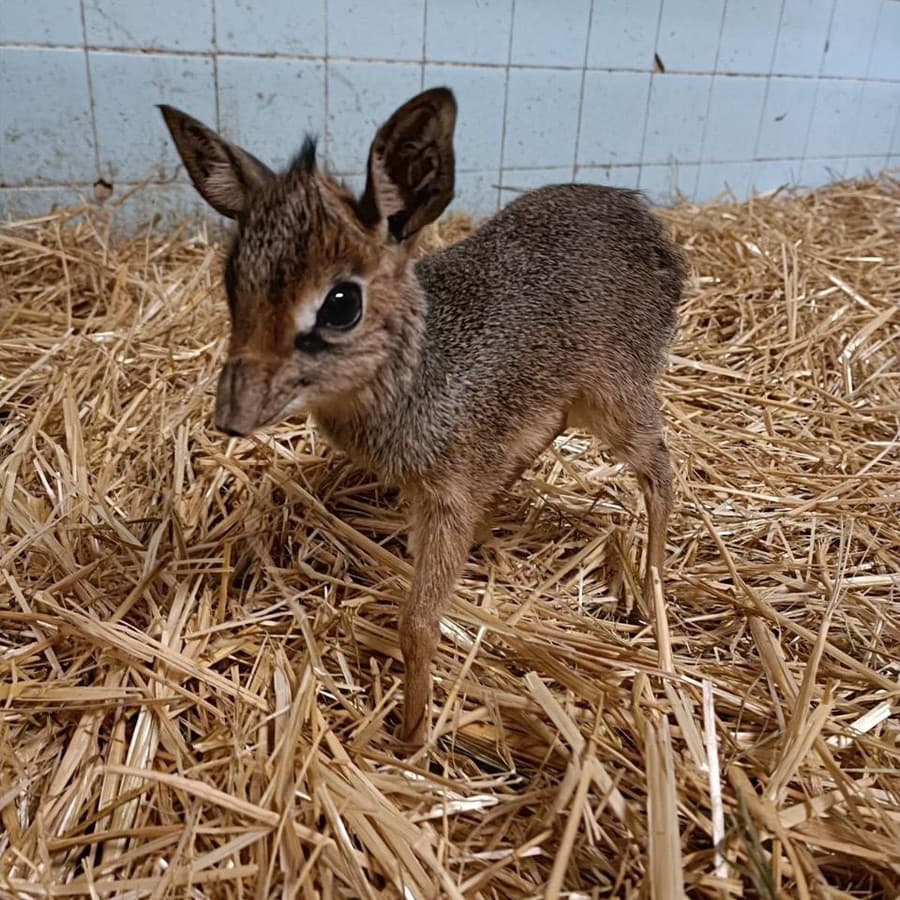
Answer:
750, 0, 787, 166
571, 0, 595, 181
420, 0, 427, 91
496, 0, 517, 212
885, 87, 900, 170
78, 0, 101, 181
692, 0, 730, 201
800, 0, 839, 165
323, 0, 330, 168
3, 41, 900, 84
5, 151, 889, 184
862, 1, 882, 81
211, 0, 220, 132
844, 0, 884, 174
875, 0, 899, 169
636, 0, 668, 192
7, 150, 890, 196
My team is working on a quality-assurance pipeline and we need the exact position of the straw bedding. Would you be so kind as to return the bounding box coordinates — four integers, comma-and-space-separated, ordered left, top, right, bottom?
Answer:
0, 176, 898, 898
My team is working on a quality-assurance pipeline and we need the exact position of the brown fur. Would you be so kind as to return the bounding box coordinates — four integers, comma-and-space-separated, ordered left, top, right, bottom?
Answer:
161, 88, 684, 746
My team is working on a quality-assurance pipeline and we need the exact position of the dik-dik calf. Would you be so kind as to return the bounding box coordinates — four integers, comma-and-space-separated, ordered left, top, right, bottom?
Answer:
160, 87, 683, 745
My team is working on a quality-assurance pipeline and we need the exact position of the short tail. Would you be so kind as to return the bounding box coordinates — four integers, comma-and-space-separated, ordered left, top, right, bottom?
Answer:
654, 234, 685, 307
633, 189, 686, 307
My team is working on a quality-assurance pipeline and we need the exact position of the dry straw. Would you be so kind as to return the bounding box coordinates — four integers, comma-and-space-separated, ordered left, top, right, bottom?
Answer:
1, 175, 898, 898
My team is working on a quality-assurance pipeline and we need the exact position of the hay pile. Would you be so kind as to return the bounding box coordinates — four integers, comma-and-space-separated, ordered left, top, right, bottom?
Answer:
1, 177, 898, 898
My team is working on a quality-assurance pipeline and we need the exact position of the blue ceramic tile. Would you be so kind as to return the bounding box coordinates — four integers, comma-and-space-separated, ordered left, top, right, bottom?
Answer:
643, 74, 712, 163
425, 0, 513, 65
84, 0, 213, 52
510, 0, 591, 67
799, 156, 846, 185
578, 71, 651, 165
638, 162, 700, 204
806, 79, 865, 159
587, 0, 661, 70
869, 1, 900, 81
423, 65, 505, 171
656, 0, 726, 72
846, 82, 900, 158
90, 51, 216, 181
0, 186, 91, 221
337, 173, 367, 197
703, 76, 767, 161
748, 159, 803, 193
106, 182, 210, 231
327, 61, 422, 172
503, 68, 583, 168
717, 0, 782, 74
452, 170, 500, 217
328, 0, 425, 61
755, 76, 817, 158
0, 48, 95, 185
216, 0, 326, 55
821, 0, 881, 78
501, 168, 574, 201
771, 0, 829, 77
576, 165, 641, 189
0, 0, 82, 44
753, 159, 804, 192
694, 162, 753, 202
842, 155, 889, 181
218, 56, 326, 173
8, 0, 899, 232
0, 183, 220, 234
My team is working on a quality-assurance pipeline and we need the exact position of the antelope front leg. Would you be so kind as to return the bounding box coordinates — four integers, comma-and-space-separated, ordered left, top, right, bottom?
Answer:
399, 489, 477, 746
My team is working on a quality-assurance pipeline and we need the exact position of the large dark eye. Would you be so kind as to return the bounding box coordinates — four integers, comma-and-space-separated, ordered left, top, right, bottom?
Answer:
316, 281, 362, 330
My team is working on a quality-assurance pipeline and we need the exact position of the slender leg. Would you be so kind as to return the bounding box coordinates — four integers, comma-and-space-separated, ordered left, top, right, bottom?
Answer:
477, 420, 565, 545
471, 462, 530, 548
635, 439, 672, 601
581, 394, 672, 605
471, 421, 565, 551
400, 487, 478, 745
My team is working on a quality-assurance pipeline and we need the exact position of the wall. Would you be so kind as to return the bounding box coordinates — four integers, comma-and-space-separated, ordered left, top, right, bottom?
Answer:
1, 0, 899, 227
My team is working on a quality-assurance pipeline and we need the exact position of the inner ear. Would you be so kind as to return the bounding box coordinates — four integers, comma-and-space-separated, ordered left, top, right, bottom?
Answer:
358, 87, 457, 241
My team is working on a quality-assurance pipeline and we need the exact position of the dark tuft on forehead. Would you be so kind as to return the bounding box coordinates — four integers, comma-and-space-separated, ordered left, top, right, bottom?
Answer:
290, 135, 318, 176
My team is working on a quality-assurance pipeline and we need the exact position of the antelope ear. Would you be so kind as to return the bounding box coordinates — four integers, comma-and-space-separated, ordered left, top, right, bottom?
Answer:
357, 87, 457, 241
158, 105, 273, 219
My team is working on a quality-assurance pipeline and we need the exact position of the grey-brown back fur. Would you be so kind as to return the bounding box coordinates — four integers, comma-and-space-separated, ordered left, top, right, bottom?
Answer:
318, 183, 683, 485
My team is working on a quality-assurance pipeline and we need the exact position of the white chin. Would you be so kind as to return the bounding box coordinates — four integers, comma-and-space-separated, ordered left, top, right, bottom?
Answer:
279, 394, 310, 421
261, 393, 309, 428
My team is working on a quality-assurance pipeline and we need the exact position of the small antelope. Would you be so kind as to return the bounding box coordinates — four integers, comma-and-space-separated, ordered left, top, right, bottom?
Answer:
160, 88, 683, 745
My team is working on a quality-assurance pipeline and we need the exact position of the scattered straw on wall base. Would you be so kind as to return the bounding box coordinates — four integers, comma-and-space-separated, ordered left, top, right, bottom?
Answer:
1, 176, 898, 898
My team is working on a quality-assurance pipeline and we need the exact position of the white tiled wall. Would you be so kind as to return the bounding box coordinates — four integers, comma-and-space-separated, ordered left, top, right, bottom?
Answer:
1, 0, 898, 226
